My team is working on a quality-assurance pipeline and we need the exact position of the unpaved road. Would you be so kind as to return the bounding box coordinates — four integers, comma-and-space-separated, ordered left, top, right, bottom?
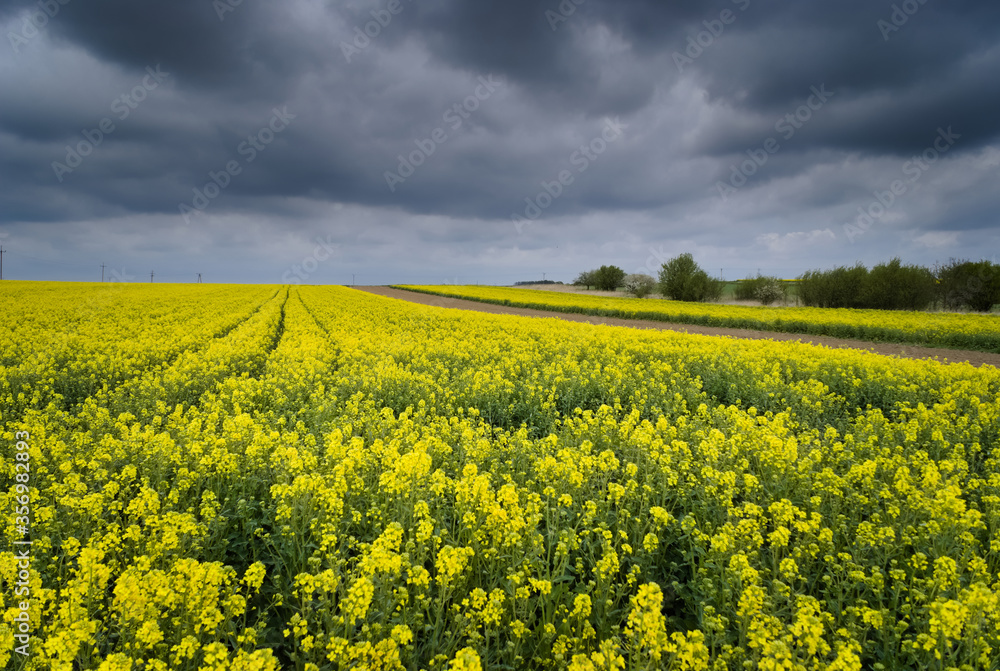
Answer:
354, 286, 1000, 368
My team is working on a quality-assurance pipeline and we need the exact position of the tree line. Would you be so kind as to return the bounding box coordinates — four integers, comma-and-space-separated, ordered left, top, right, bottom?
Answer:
799, 258, 1000, 312
573, 255, 1000, 312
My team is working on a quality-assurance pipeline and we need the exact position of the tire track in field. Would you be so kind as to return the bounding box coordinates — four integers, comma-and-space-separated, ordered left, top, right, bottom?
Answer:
353, 286, 1000, 369
72, 287, 283, 406
93, 288, 288, 420
1, 287, 283, 421
212, 286, 283, 343
265, 288, 289, 355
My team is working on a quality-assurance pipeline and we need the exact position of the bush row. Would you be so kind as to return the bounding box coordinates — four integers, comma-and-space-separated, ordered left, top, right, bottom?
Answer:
799, 258, 1000, 312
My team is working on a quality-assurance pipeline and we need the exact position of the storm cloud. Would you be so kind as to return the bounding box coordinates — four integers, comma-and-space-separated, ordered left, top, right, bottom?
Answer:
1, 0, 998, 284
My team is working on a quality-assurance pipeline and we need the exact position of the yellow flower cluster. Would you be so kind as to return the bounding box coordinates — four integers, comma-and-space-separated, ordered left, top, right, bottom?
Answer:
2, 281, 1000, 669
399, 284, 1000, 352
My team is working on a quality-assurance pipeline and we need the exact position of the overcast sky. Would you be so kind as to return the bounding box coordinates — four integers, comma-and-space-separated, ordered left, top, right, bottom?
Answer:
1, 0, 998, 285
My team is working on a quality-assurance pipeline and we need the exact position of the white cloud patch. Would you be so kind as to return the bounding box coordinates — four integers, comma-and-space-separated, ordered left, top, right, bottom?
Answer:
755, 228, 836, 253
914, 231, 959, 248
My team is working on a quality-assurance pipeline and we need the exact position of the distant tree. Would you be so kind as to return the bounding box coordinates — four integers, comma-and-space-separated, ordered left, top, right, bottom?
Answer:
658, 254, 723, 302
593, 265, 626, 291
573, 270, 598, 289
862, 258, 936, 311
623, 273, 656, 298
798, 263, 868, 308
936, 259, 1000, 312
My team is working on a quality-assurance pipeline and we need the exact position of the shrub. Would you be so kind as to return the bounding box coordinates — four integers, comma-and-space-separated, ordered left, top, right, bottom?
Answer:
658, 254, 724, 302
623, 274, 657, 298
734, 278, 760, 301
755, 277, 786, 306
735, 275, 786, 305
593, 265, 626, 291
798, 264, 868, 308
704, 276, 725, 302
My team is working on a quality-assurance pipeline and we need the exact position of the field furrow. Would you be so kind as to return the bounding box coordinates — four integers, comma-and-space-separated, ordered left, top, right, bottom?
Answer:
0, 284, 277, 422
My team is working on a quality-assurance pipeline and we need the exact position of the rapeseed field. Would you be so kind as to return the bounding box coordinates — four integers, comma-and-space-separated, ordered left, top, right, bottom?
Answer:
2, 282, 999, 670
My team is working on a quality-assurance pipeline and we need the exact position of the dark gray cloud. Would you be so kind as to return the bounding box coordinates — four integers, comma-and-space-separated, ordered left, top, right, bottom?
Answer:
1, 0, 998, 283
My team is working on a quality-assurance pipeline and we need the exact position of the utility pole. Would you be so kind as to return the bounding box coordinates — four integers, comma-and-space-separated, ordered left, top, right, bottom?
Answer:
543, 272, 546, 281
101, 263, 106, 282
352, 274, 355, 286
197, 273, 202, 283
150, 270, 154, 283
0, 245, 4, 280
